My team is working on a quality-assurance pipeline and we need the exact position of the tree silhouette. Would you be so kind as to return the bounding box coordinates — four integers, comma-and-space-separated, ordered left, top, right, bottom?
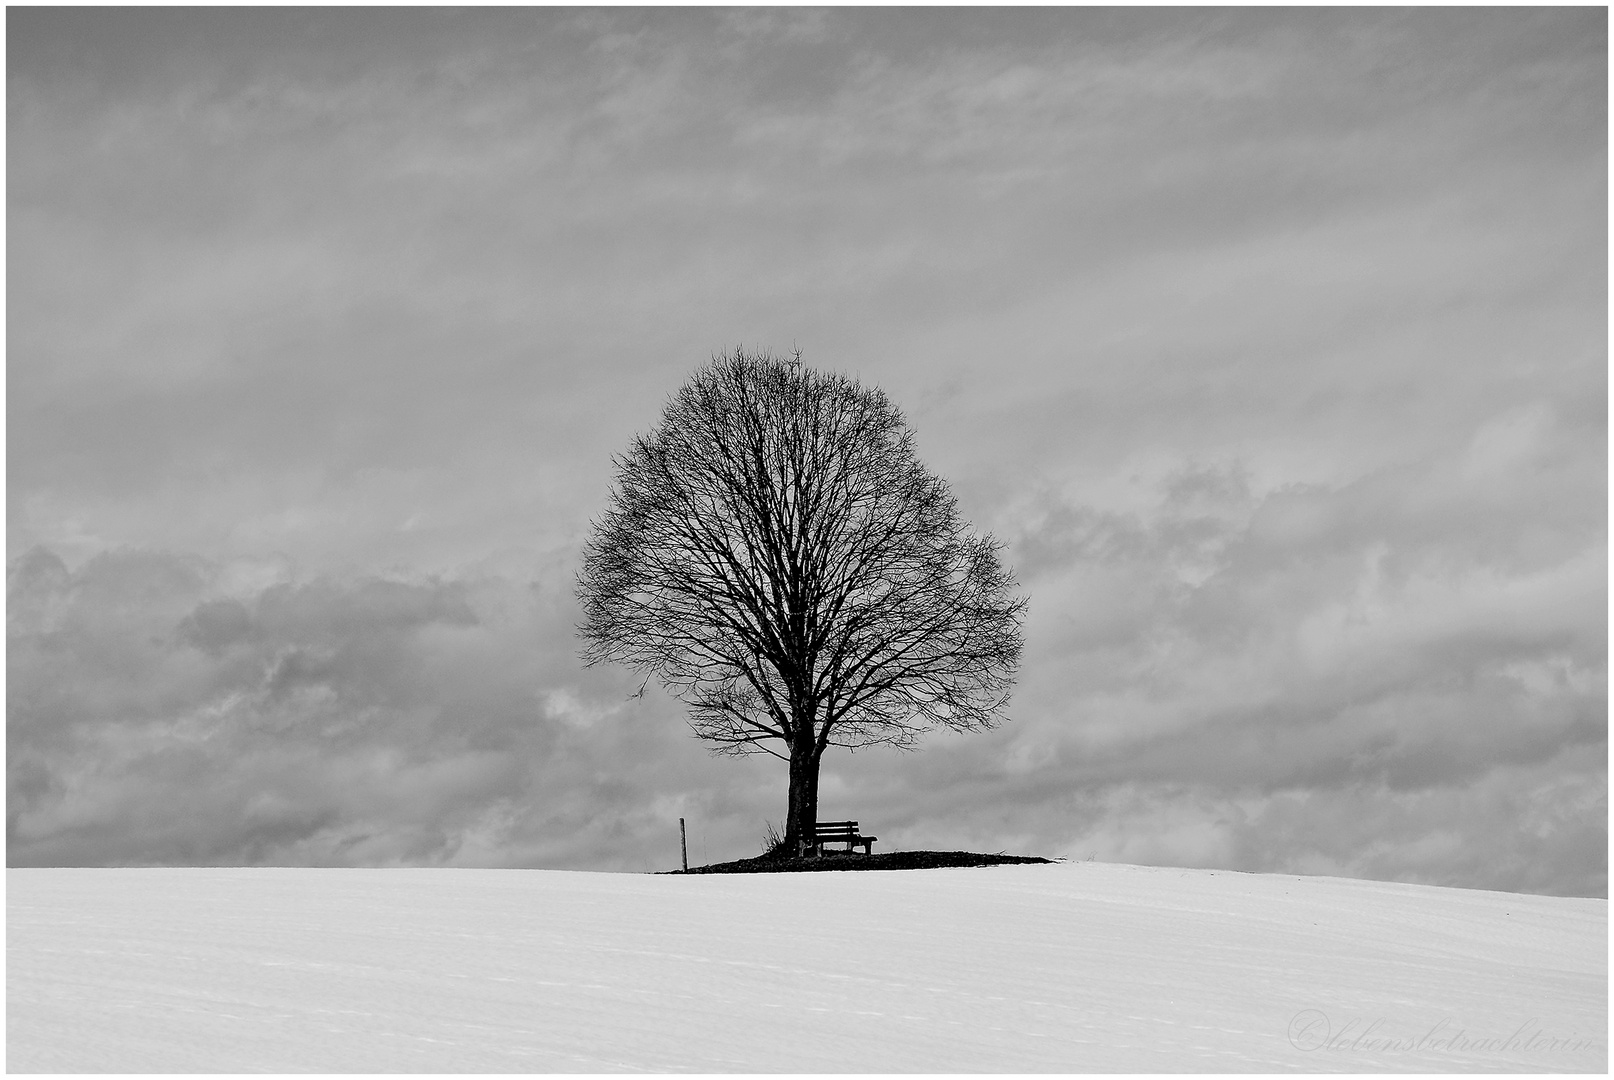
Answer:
577, 350, 1026, 855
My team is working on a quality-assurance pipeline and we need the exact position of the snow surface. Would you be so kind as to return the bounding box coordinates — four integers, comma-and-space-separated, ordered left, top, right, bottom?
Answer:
8, 862, 1605, 1072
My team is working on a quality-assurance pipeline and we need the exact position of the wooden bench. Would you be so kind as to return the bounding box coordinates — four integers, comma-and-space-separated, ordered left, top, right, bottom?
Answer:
812, 820, 877, 855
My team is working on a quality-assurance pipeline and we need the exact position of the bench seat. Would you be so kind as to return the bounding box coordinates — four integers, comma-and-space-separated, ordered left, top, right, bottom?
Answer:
811, 820, 876, 855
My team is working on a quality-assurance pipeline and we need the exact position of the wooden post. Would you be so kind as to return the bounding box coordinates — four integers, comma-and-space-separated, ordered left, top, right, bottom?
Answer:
680, 817, 688, 871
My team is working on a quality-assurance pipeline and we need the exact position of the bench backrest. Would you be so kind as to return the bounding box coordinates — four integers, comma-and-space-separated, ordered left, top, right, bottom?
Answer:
813, 820, 860, 836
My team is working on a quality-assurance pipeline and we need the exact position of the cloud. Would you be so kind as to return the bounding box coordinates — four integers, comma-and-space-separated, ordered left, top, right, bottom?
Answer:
5, 546, 768, 870
6, 9, 1604, 894
926, 398, 1603, 893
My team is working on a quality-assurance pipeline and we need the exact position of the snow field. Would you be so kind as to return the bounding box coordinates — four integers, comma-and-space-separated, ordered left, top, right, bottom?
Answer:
7, 862, 1605, 1072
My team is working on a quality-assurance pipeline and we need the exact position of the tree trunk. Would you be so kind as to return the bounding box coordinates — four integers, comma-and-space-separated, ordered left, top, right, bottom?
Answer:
784, 745, 821, 857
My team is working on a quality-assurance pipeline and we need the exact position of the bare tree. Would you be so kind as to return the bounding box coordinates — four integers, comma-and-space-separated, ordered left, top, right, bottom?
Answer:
577, 349, 1026, 855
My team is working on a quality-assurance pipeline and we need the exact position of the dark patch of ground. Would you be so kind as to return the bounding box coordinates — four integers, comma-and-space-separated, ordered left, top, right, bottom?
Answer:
662, 849, 1057, 874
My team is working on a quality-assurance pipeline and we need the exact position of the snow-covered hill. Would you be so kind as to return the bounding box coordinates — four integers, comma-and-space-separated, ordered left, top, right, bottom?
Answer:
8, 863, 1604, 1072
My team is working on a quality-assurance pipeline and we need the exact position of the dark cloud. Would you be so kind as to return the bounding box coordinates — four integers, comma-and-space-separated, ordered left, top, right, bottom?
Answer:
5, 547, 765, 870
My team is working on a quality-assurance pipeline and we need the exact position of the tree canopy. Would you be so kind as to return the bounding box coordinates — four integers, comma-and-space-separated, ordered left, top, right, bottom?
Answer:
577, 349, 1025, 851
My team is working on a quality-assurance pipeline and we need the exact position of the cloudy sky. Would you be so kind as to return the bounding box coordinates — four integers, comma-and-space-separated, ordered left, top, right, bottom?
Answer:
8, 8, 1606, 896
